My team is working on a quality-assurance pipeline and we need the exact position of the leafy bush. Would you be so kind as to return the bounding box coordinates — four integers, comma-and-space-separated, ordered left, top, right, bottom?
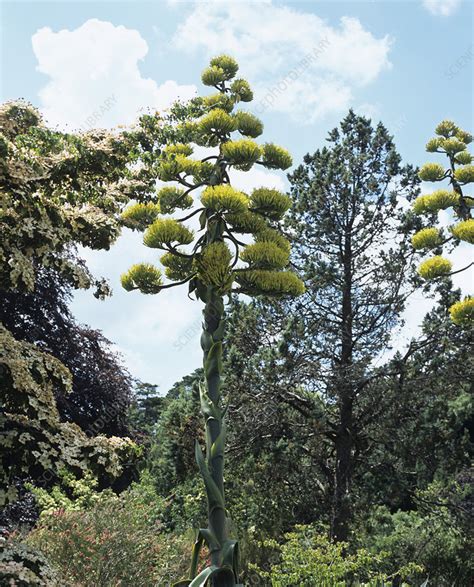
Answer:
26, 481, 193, 586
359, 493, 473, 587
0, 540, 59, 586
248, 525, 422, 587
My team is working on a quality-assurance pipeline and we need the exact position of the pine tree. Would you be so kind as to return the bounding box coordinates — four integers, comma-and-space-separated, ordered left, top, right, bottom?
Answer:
285, 111, 420, 541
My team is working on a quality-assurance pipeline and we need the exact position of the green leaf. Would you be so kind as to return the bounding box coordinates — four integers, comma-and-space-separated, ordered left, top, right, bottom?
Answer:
195, 441, 225, 512
222, 539, 240, 580
189, 566, 235, 587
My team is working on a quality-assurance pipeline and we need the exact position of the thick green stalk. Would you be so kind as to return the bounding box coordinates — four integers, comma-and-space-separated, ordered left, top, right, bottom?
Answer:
200, 287, 227, 566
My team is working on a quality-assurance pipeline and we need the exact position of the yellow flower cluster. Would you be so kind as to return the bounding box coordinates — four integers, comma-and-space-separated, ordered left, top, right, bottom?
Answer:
221, 139, 262, 170
201, 184, 249, 214
144, 218, 194, 248
418, 163, 446, 182
261, 143, 293, 170
241, 241, 289, 269
449, 297, 474, 326
411, 227, 441, 250
451, 218, 474, 244
417, 256, 452, 279
195, 242, 233, 293
157, 186, 193, 213
250, 188, 292, 220
413, 190, 459, 214
160, 251, 193, 281
121, 202, 160, 231
121, 263, 163, 294
454, 165, 474, 184
235, 269, 305, 296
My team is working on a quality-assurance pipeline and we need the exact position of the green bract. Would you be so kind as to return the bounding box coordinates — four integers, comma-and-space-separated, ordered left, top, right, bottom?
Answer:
261, 143, 293, 170
235, 269, 305, 296
201, 185, 249, 214
451, 218, 474, 244
411, 227, 441, 250
121, 203, 160, 231
454, 165, 474, 184
449, 297, 474, 326
160, 251, 193, 281
417, 256, 452, 279
221, 138, 262, 170
241, 241, 289, 269
418, 163, 446, 182
120, 263, 163, 294
210, 55, 239, 80
234, 111, 263, 138
250, 188, 292, 220
157, 186, 193, 213
143, 218, 194, 248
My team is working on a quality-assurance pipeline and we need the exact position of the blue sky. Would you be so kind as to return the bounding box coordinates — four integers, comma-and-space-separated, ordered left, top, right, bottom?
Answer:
1, 0, 472, 392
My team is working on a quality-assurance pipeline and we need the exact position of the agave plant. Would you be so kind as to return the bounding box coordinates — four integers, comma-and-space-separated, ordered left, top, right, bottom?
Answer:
412, 120, 474, 326
120, 55, 304, 586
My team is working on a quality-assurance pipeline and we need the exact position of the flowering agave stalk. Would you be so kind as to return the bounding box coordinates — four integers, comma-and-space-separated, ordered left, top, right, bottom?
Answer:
412, 120, 474, 326
120, 55, 304, 586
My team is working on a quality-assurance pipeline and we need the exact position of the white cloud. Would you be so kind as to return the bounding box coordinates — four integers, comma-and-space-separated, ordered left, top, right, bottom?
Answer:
32, 19, 197, 130
422, 0, 461, 16
173, 2, 392, 122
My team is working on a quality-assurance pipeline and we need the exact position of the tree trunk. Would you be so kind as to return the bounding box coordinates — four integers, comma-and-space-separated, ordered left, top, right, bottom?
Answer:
331, 229, 354, 542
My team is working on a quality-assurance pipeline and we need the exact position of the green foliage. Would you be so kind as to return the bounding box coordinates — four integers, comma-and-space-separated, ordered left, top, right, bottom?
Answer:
0, 324, 139, 505
25, 482, 193, 587
418, 162, 446, 181
358, 481, 474, 587
454, 164, 474, 183
250, 525, 421, 586
0, 541, 60, 586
